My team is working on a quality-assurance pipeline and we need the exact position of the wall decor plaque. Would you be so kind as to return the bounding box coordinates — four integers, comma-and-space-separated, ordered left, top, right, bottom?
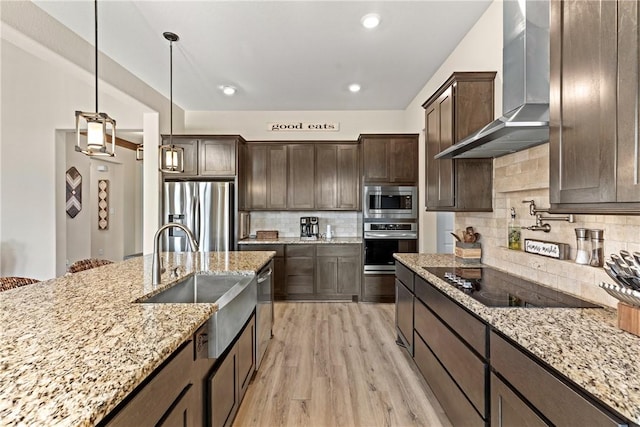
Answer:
267, 121, 340, 131
65, 167, 82, 218
98, 179, 109, 230
524, 239, 570, 260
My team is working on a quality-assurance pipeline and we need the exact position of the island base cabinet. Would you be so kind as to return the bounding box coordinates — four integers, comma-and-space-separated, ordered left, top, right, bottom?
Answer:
490, 331, 627, 427
413, 333, 485, 427
103, 340, 197, 427
209, 315, 255, 427
491, 373, 549, 427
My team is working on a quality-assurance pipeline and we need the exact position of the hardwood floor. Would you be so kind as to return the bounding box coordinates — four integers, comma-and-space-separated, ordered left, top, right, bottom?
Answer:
233, 302, 452, 427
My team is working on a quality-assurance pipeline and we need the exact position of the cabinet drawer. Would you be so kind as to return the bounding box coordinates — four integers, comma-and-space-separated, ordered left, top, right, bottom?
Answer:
414, 334, 485, 427
490, 331, 626, 427
395, 261, 414, 292
491, 373, 549, 427
106, 340, 194, 426
240, 244, 284, 257
285, 258, 314, 275
414, 275, 486, 356
286, 245, 315, 257
414, 300, 487, 417
316, 244, 360, 257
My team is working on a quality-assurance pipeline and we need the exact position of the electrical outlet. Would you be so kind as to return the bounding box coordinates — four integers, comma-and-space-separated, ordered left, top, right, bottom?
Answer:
98, 249, 104, 256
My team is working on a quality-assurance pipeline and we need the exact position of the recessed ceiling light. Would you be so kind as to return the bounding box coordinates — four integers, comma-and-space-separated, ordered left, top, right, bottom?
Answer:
361, 13, 381, 29
220, 85, 236, 96
348, 83, 361, 93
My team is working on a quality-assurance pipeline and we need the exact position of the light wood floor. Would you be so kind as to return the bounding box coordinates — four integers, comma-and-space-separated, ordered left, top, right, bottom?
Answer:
233, 302, 453, 427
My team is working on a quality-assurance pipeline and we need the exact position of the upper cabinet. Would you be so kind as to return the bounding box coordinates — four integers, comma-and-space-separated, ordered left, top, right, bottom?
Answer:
360, 134, 419, 185
244, 142, 360, 211
161, 135, 243, 178
316, 144, 360, 210
422, 72, 496, 212
549, 0, 640, 213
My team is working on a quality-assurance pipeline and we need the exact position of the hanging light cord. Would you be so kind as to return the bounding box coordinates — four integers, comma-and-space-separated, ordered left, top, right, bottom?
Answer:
94, 0, 99, 113
169, 37, 173, 146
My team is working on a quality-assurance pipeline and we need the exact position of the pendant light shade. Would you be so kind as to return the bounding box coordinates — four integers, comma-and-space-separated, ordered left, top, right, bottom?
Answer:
159, 31, 184, 173
75, 0, 116, 157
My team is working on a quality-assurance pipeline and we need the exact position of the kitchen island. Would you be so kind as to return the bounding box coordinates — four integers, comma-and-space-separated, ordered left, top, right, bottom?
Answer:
395, 253, 640, 426
0, 251, 274, 427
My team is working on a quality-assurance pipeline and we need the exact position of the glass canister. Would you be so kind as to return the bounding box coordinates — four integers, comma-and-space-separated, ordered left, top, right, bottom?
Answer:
589, 229, 605, 267
574, 228, 590, 265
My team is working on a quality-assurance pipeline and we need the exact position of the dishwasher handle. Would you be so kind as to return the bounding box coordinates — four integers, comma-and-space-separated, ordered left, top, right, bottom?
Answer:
257, 268, 272, 283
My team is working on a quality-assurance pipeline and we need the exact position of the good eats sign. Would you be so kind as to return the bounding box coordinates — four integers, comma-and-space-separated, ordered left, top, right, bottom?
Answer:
267, 122, 340, 131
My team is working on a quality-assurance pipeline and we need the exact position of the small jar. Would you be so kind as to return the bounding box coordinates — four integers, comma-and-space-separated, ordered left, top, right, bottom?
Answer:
589, 229, 604, 267
574, 228, 590, 265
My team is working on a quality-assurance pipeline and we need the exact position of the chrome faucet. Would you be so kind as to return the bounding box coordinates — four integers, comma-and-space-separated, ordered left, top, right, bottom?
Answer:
152, 223, 199, 285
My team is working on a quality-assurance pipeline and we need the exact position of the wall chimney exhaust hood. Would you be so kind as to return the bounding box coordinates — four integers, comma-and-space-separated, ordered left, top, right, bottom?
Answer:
435, 0, 550, 160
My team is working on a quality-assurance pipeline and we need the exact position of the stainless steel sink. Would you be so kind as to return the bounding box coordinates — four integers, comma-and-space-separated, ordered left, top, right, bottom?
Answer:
138, 273, 257, 358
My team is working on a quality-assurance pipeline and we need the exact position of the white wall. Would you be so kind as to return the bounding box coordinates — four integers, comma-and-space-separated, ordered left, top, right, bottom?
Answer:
0, 3, 174, 279
186, 110, 405, 141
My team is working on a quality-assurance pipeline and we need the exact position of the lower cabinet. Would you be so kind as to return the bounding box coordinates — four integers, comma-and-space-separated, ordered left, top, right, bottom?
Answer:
102, 339, 198, 427
315, 245, 361, 297
362, 274, 395, 302
491, 373, 548, 427
209, 315, 255, 427
490, 331, 627, 427
241, 243, 362, 301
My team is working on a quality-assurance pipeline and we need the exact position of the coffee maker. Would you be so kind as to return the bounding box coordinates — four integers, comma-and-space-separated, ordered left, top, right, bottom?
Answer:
300, 216, 319, 240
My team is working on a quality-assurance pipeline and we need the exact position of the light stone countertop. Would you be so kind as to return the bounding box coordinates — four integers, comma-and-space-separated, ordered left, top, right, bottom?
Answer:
238, 237, 362, 245
0, 251, 274, 427
394, 253, 640, 426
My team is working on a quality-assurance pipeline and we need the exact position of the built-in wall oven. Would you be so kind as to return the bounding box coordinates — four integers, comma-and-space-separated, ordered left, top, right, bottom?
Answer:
363, 222, 418, 274
363, 185, 418, 220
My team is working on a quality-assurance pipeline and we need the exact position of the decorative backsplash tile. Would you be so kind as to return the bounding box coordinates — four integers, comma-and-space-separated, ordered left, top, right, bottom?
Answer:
456, 144, 639, 308
249, 211, 362, 238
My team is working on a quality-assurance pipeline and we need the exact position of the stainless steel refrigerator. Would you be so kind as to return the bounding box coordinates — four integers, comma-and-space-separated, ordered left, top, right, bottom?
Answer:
163, 181, 234, 252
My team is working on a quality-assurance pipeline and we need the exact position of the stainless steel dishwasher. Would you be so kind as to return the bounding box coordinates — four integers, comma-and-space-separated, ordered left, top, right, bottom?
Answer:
255, 261, 273, 369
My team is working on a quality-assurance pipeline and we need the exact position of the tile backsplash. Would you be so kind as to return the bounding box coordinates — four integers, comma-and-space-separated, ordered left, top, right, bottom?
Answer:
249, 211, 362, 238
456, 144, 639, 308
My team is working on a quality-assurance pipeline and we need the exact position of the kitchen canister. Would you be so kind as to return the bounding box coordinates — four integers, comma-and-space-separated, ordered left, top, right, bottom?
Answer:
326, 224, 333, 240
575, 228, 590, 265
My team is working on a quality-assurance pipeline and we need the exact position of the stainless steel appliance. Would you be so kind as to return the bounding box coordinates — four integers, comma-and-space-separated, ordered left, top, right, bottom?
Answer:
163, 181, 234, 251
422, 266, 600, 308
363, 186, 417, 219
300, 216, 319, 240
256, 262, 273, 369
364, 222, 418, 274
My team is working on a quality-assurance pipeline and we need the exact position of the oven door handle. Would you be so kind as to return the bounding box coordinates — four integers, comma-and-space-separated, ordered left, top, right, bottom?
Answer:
364, 232, 418, 239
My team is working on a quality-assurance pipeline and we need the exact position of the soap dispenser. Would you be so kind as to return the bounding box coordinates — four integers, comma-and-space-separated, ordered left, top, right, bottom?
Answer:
508, 207, 521, 250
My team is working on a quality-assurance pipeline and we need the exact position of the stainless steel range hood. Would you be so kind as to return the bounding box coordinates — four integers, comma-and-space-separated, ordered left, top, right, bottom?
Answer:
435, 0, 550, 159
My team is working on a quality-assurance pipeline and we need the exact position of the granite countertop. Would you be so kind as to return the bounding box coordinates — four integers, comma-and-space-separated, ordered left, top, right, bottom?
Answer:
394, 253, 640, 425
238, 236, 362, 245
0, 251, 274, 427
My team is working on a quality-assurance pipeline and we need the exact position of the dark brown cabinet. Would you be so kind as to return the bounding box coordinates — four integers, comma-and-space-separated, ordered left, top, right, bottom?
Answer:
549, 0, 640, 213
490, 331, 626, 427
315, 144, 360, 210
209, 315, 255, 427
288, 145, 315, 209
103, 339, 197, 427
245, 142, 360, 211
246, 144, 287, 210
360, 134, 419, 185
199, 139, 236, 176
422, 72, 495, 212
285, 245, 315, 297
491, 373, 549, 427
161, 135, 242, 178
315, 245, 360, 297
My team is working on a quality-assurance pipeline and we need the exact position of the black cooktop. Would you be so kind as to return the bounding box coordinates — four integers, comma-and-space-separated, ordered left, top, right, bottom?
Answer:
422, 266, 600, 308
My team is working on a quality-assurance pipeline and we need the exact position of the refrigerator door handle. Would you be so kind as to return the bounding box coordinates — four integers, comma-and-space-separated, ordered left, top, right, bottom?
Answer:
193, 195, 201, 247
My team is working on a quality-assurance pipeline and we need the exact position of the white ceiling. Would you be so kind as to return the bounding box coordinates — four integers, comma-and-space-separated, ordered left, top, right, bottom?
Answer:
32, 0, 493, 112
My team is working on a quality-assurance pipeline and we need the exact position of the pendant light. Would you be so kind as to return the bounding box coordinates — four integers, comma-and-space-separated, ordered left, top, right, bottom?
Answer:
75, 0, 116, 157
159, 31, 184, 173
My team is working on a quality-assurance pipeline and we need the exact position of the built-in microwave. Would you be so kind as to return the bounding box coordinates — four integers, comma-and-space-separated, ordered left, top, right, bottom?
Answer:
363, 185, 418, 219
